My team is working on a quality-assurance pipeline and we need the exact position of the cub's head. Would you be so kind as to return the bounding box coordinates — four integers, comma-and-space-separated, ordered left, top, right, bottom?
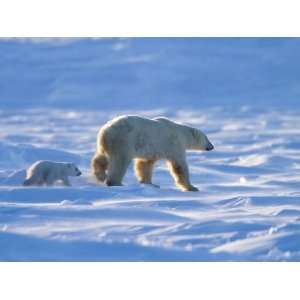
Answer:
66, 163, 82, 176
190, 128, 214, 151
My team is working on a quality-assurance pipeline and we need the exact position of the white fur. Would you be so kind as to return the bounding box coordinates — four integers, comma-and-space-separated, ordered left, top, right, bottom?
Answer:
23, 161, 81, 186
92, 115, 214, 191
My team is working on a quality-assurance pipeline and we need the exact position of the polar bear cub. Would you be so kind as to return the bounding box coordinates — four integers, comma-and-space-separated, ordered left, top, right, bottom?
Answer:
91, 115, 214, 191
23, 161, 82, 186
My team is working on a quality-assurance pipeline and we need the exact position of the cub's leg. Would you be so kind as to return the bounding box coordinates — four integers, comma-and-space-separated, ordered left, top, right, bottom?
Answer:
134, 159, 159, 187
167, 158, 198, 192
106, 154, 131, 186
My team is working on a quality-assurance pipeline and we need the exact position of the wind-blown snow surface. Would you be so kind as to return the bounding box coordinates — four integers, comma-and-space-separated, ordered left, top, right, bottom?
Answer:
1, 38, 300, 261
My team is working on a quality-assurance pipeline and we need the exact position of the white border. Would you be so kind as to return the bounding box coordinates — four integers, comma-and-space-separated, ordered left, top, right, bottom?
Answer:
1, 263, 299, 300
0, 0, 300, 36
1, 1, 300, 298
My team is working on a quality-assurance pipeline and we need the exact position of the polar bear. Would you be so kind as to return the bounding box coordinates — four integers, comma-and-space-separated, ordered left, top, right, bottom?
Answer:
91, 115, 214, 191
23, 161, 82, 186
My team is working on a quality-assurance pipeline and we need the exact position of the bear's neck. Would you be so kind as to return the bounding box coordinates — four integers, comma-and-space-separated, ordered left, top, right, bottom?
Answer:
178, 125, 197, 150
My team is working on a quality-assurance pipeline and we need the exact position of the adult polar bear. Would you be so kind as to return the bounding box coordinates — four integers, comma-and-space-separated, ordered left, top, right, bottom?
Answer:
91, 115, 214, 191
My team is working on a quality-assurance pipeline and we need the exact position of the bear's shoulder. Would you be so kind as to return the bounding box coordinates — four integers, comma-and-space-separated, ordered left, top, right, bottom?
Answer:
153, 117, 176, 126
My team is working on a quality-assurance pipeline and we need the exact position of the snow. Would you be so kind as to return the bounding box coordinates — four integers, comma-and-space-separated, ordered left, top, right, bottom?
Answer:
1, 38, 300, 261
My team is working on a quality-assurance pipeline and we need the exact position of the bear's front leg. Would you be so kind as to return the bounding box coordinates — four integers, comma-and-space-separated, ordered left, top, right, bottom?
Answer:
134, 159, 159, 187
62, 177, 71, 186
45, 173, 56, 186
167, 158, 199, 192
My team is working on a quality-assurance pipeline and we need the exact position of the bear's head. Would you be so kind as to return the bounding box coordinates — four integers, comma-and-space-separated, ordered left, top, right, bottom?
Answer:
190, 128, 214, 151
67, 163, 82, 176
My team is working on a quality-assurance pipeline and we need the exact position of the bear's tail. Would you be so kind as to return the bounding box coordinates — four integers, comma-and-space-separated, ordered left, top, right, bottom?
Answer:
91, 151, 109, 182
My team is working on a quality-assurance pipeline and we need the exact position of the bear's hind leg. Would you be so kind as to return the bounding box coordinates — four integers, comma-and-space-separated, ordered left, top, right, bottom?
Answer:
167, 159, 198, 192
23, 177, 35, 186
91, 152, 108, 182
106, 154, 131, 186
23, 174, 43, 186
134, 159, 159, 187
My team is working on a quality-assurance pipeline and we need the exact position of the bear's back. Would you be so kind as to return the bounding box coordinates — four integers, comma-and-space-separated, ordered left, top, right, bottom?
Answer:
103, 115, 159, 133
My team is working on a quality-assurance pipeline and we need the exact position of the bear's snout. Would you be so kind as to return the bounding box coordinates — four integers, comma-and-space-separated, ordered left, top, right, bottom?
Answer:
206, 142, 214, 151
77, 171, 82, 176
